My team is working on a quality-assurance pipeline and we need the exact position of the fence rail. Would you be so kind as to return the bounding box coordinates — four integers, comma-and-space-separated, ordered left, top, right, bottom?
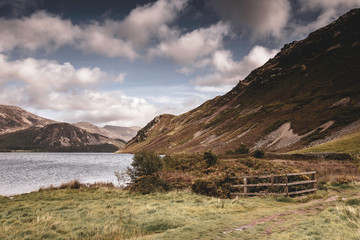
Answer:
231, 171, 317, 197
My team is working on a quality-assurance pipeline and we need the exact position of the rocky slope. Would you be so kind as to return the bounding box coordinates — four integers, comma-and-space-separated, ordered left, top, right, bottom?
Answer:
0, 122, 125, 152
122, 9, 360, 154
0, 105, 55, 134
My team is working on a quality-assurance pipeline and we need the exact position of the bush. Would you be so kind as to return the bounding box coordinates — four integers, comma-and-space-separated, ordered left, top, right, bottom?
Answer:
192, 179, 218, 197
346, 198, 360, 206
130, 175, 172, 194
59, 180, 82, 189
203, 151, 217, 167
235, 144, 249, 154
127, 151, 163, 181
225, 144, 249, 155
253, 149, 265, 158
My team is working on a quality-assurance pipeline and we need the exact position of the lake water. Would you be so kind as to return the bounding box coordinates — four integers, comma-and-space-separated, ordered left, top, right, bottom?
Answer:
0, 152, 133, 196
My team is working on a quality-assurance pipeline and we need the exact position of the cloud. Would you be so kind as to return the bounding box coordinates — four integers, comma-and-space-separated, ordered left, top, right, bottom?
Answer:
0, 11, 78, 53
148, 21, 230, 64
0, 54, 122, 91
0, 53, 130, 111
0, 0, 188, 59
291, 0, 360, 39
211, 0, 290, 40
0, 53, 157, 126
190, 46, 278, 88
117, 0, 188, 47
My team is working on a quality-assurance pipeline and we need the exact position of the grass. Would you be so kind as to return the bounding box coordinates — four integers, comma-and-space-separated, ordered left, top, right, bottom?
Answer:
294, 130, 360, 154
1, 183, 360, 239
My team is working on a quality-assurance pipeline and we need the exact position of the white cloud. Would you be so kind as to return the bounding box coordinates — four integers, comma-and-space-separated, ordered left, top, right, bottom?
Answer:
148, 22, 230, 64
211, 0, 290, 40
0, 54, 152, 126
0, 11, 78, 52
117, 0, 188, 47
291, 0, 360, 39
0, 54, 122, 92
0, 0, 188, 60
190, 46, 278, 88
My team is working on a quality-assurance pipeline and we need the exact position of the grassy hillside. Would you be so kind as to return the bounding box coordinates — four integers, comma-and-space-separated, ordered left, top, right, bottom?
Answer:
294, 130, 360, 154
1, 185, 360, 239
122, 9, 360, 154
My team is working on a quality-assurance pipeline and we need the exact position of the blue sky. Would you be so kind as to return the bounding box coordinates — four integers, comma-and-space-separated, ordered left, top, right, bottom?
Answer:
0, 0, 359, 127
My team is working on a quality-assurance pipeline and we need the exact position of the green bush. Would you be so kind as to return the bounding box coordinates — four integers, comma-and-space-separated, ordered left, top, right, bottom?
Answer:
253, 149, 265, 158
203, 151, 217, 167
127, 151, 163, 181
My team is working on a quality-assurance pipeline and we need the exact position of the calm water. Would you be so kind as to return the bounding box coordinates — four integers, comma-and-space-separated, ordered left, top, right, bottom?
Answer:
0, 152, 133, 196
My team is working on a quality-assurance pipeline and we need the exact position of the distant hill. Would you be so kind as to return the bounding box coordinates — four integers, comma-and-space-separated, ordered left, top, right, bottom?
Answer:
104, 125, 141, 141
0, 105, 126, 152
0, 122, 124, 152
0, 105, 55, 134
74, 122, 140, 142
122, 9, 360, 154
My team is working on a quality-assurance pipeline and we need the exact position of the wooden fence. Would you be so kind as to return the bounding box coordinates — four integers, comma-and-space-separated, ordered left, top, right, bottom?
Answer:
231, 171, 317, 197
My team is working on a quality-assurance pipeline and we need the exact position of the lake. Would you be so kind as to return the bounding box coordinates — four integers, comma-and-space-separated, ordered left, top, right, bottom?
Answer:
0, 152, 133, 196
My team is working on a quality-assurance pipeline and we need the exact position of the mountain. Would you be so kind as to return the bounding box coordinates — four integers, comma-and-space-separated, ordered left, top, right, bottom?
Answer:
0, 122, 125, 152
0, 105, 55, 134
122, 9, 360, 154
74, 122, 140, 142
0, 105, 125, 152
103, 125, 141, 141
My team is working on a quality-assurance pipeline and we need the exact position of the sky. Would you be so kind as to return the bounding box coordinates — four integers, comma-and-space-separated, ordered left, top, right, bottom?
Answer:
0, 0, 359, 127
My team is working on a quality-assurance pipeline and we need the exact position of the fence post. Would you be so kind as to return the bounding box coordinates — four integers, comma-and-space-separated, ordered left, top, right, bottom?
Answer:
243, 177, 247, 197
312, 172, 316, 190
271, 174, 274, 186
284, 174, 288, 196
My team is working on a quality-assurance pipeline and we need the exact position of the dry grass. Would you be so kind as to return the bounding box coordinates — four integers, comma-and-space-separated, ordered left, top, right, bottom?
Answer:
1, 184, 360, 240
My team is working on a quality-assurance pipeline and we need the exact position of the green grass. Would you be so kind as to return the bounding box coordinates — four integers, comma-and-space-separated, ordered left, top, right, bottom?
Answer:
1, 185, 360, 239
294, 130, 360, 154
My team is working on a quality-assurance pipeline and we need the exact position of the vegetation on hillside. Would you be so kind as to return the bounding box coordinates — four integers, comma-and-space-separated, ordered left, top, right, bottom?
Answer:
294, 130, 360, 154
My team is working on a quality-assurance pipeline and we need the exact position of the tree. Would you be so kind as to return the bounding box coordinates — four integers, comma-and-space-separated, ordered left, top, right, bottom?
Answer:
127, 151, 163, 181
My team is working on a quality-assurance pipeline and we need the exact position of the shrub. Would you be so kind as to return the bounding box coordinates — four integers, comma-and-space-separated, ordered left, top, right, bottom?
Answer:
235, 144, 249, 154
203, 151, 217, 167
253, 149, 265, 158
127, 151, 163, 181
191, 179, 218, 197
59, 180, 82, 189
129, 175, 172, 194
346, 198, 360, 206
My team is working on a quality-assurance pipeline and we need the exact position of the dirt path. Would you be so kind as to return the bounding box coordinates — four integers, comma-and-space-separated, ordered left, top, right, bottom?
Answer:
223, 195, 339, 236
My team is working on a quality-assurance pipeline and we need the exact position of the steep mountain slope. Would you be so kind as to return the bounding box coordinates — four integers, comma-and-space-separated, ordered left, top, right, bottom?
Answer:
0, 122, 124, 152
74, 122, 139, 142
122, 9, 360, 154
0, 105, 55, 134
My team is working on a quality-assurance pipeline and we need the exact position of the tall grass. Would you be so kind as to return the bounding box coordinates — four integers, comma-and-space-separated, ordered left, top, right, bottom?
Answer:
1, 185, 360, 239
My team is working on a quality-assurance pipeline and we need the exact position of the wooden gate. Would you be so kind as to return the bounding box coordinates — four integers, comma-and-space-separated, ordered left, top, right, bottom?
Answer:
231, 171, 317, 197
